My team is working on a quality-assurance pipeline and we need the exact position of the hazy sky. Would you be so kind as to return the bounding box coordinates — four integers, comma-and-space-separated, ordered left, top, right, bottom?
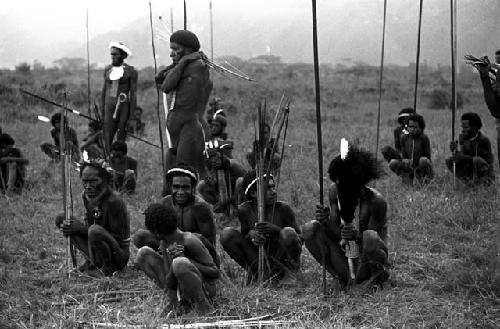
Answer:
2, 0, 306, 44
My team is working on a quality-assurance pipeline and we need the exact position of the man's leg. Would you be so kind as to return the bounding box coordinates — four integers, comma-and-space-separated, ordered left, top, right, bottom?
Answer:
381, 146, 401, 163
135, 246, 168, 289
132, 229, 160, 250
116, 103, 130, 142
171, 257, 213, 315
88, 224, 129, 275
122, 169, 136, 194
415, 157, 433, 183
6, 162, 18, 193
472, 156, 493, 185
104, 102, 118, 150
220, 228, 258, 275
162, 149, 177, 197
496, 118, 500, 169
275, 227, 302, 272
176, 120, 206, 180
389, 159, 413, 184
356, 230, 389, 285
302, 220, 350, 285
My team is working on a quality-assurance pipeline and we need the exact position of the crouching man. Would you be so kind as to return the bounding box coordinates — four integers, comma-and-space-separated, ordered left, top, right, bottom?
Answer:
135, 203, 219, 315
220, 171, 302, 284
302, 145, 389, 289
55, 160, 130, 275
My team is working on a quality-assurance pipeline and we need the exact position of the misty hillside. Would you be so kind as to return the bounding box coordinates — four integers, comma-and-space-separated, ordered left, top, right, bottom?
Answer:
3, 0, 499, 69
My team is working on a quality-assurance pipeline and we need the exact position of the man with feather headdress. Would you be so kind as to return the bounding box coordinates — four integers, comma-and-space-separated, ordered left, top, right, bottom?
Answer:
302, 142, 389, 288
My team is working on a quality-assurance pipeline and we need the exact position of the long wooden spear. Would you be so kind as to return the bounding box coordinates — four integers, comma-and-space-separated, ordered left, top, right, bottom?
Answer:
183, 0, 187, 30
413, 0, 424, 113
86, 9, 91, 117
311, 0, 327, 297
257, 102, 266, 283
375, 0, 387, 160
149, 1, 167, 191
450, 0, 457, 186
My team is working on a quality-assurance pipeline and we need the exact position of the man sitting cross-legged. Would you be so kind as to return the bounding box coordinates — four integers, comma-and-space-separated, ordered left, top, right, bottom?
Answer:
446, 112, 495, 185
133, 164, 216, 251
388, 113, 433, 185
55, 159, 130, 275
302, 145, 389, 289
135, 203, 220, 315
220, 171, 302, 284
0, 133, 28, 195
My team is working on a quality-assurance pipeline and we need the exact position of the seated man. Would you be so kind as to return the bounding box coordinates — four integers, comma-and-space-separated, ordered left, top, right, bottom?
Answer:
381, 107, 413, 162
109, 141, 137, 194
208, 110, 228, 142
126, 106, 146, 136
446, 112, 495, 185
135, 203, 219, 315
0, 133, 28, 194
81, 121, 105, 159
133, 164, 216, 250
40, 113, 80, 162
302, 145, 389, 288
56, 159, 130, 275
388, 113, 433, 184
220, 171, 302, 283
246, 123, 281, 174
198, 142, 246, 216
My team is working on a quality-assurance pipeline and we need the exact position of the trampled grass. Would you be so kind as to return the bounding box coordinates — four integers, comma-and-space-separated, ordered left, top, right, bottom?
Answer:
0, 64, 499, 328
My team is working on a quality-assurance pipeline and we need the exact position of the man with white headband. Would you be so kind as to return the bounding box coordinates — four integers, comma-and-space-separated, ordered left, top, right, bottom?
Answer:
381, 107, 413, 163
101, 41, 138, 149
133, 163, 217, 255
220, 171, 302, 284
302, 145, 389, 289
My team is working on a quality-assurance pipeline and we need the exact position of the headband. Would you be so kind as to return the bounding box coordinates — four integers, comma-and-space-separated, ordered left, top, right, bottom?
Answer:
244, 174, 274, 197
167, 168, 197, 181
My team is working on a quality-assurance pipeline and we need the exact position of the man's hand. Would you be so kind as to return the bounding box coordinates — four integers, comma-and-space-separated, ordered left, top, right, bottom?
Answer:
248, 229, 265, 246
255, 222, 280, 236
60, 219, 86, 236
315, 204, 330, 223
167, 243, 185, 259
340, 222, 358, 241
179, 52, 201, 65
450, 141, 458, 152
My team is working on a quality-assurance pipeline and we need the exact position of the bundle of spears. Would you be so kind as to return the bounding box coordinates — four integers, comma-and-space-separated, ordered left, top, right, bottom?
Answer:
464, 54, 498, 83
254, 95, 291, 282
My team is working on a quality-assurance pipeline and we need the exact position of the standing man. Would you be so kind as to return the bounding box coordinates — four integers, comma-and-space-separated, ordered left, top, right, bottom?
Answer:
475, 51, 500, 167
101, 42, 138, 149
56, 160, 130, 275
155, 30, 213, 189
446, 112, 495, 185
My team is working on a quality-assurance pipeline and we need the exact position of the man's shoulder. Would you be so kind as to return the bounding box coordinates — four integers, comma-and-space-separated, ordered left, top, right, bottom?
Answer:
124, 64, 138, 76
192, 195, 212, 211
105, 190, 126, 209
275, 201, 293, 212
185, 59, 208, 73
104, 65, 113, 72
238, 201, 254, 212
478, 132, 491, 143
364, 186, 387, 207
159, 195, 174, 206
127, 156, 138, 166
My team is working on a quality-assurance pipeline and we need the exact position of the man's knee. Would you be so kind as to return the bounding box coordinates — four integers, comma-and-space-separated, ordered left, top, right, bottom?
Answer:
279, 227, 299, 244
362, 230, 383, 254
88, 224, 108, 242
135, 246, 156, 266
302, 220, 320, 242
132, 229, 158, 249
388, 159, 401, 172
418, 157, 431, 168
445, 157, 454, 171
220, 228, 239, 249
172, 257, 196, 277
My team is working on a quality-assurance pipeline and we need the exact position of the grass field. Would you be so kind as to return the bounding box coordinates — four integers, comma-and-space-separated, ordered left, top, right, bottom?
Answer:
0, 63, 499, 328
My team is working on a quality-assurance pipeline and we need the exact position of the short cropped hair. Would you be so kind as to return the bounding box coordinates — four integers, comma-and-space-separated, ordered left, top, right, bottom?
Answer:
461, 112, 482, 129
144, 203, 178, 235
408, 113, 426, 130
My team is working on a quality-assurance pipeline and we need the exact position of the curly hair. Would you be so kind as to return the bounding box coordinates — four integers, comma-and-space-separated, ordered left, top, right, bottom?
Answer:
0, 133, 15, 147
328, 145, 383, 186
408, 113, 426, 130
461, 112, 482, 129
110, 140, 128, 155
50, 113, 67, 127
144, 203, 178, 235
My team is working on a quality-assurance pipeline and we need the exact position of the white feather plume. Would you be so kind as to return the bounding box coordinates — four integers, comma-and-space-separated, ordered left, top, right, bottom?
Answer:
340, 138, 349, 160
82, 150, 89, 163
37, 115, 50, 123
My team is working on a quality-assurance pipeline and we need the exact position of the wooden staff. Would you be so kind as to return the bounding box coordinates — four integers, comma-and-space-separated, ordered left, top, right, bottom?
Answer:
450, 0, 457, 186
149, 1, 167, 190
311, 0, 327, 296
86, 9, 91, 117
257, 102, 266, 283
375, 0, 387, 160
413, 0, 424, 113
183, 0, 187, 30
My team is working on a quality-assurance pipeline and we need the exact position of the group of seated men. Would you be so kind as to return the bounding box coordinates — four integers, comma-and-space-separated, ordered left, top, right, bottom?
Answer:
383, 109, 495, 186
58, 134, 391, 315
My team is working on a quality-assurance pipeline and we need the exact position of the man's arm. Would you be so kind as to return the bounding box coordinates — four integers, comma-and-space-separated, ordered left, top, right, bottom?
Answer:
479, 136, 494, 164
322, 184, 342, 241
184, 235, 219, 279
423, 134, 431, 160
193, 203, 216, 245
129, 67, 138, 116
161, 52, 201, 93
106, 196, 130, 240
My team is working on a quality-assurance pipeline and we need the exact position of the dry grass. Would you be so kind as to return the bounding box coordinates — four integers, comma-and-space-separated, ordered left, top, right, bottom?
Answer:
1, 64, 499, 328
